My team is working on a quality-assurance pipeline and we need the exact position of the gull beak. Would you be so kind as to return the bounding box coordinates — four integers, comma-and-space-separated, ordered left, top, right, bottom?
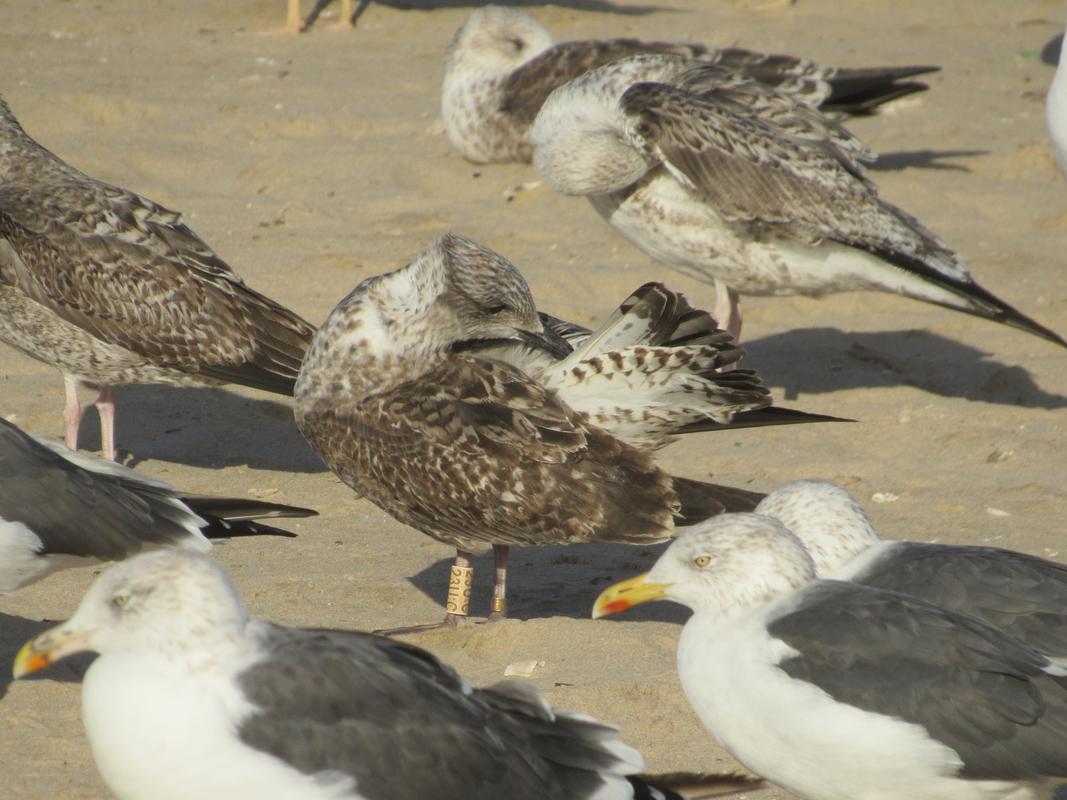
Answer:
13, 623, 94, 679
592, 573, 671, 619
519, 325, 572, 360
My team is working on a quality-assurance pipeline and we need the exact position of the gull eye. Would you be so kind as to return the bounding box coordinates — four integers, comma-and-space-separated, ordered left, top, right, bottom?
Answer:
693, 555, 712, 568
506, 36, 524, 51
484, 304, 508, 315
112, 593, 133, 609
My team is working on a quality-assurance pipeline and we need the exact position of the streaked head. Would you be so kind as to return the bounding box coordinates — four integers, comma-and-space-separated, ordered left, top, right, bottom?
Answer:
445, 6, 554, 77
14, 549, 248, 678
756, 481, 879, 574
593, 513, 816, 620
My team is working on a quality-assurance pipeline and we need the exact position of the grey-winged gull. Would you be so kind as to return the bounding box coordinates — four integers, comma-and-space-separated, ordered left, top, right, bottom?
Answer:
756, 479, 1067, 660
13, 548, 762, 800
594, 513, 1067, 800
530, 55, 1066, 346
466, 280, 843, 452
0, 96, 316, 460
294, 232, 765, 632
1049, 15, 1067, 179
0, 417, 314, 592
443, 5, 938, 165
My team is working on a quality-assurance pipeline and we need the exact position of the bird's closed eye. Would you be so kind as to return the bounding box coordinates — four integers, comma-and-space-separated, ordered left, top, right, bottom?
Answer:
112, 593, 133, 609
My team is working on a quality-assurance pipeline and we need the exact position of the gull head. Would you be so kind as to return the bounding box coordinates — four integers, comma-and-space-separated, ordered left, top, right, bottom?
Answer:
755, 480, 880, 574
445, 5, 554, 78
14, 549, 248, 678
593, 513, 816, 620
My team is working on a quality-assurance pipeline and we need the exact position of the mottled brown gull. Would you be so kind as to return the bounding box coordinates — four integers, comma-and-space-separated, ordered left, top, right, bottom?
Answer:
295, 232, 765, 632
595, 514, 1067, 800
0, 417, 314, 592
13, 549, 762, 800
530, 56, 1066, 347
0, 96, 317, 460
443, 5, 938, 165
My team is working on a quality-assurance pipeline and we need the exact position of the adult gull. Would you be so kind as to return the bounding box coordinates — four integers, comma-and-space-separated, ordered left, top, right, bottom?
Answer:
443, 5, 938, 164
0, 417, 314, 592
294, 233, 769, 632
0, 96, 316, 460
13, 548, 762, 800
594, 513, 1067, 800
756, 479, 1067, 661
530, 56, 1066, 346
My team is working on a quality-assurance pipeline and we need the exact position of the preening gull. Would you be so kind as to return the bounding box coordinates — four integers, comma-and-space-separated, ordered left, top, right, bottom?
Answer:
594, 513, 1067, 800
442, 5, 938, 164
13, 548, 762, 800
1048, 15, 1067, 179
294, 232, 765, 632
530, 56, 1066, 346
756, 479, 1067, 660
0, 96, 316, 460
0, 417, 314, 592
467, 280, 843, 452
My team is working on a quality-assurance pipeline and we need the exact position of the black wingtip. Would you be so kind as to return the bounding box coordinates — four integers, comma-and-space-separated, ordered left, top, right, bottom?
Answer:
676, 406, 853, 435
180, 495, 318, 521
824, 65, 941, 114
198, 518, 300, 539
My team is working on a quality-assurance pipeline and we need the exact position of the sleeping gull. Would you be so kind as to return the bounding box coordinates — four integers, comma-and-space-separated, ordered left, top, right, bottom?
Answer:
13, 548, 762, 800
530, 56, 1066, 346
0, 96, 316, 460
0, 417, 314, 592
294, 232, 766, 632
467, 280, 843, 451
593, 513, 1067, 800
1048, 15, 1067, 179
756, 479, 1067, 660
443, 5, 938, 164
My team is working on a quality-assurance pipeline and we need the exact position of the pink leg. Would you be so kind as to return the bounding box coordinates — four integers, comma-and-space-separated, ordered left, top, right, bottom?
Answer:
62, 375, 83, 451
713, 281, 743, 342
488, 545, 510, 622
95, 385, 117, 461
373, 550, 474, 636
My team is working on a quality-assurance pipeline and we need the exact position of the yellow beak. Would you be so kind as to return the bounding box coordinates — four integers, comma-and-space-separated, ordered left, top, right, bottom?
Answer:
592, 573, 671, 619
13, 624, 92, 679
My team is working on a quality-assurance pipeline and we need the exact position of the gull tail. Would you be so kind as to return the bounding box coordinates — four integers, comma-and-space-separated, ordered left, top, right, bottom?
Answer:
630, 772, 765, 800
824, 65, 940, 114
672, 476, 765, 525
179, 495, 316, 538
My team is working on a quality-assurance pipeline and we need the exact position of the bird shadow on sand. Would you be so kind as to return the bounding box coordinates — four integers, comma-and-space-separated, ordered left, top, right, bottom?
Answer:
1043, 33, 1063, 67
743, 327, 1067, 408
0, 612, 95, 698
869, 149, 987, 172
407, 542, 689, 623
74, 385, 326, 473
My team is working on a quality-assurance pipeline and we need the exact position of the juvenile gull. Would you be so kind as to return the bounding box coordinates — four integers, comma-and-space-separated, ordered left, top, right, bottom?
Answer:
0, 96, 317, 460
0, 417, 314, 592
530, 56, 1066, 346
1048, 15, 1067, 179
13, 549, 762, 800
756, 479, 1067, 660
594, 513, 1067, 800
443, 5, 938, 164
294, 233, 765, 632
468, 280, 843, 452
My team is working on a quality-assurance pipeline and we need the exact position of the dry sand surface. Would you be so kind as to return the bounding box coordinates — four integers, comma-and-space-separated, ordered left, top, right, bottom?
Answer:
2, 0, 1067, 797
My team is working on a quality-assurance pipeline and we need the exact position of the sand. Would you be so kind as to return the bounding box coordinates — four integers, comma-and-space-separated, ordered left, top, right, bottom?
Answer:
1, 0, 1066, 797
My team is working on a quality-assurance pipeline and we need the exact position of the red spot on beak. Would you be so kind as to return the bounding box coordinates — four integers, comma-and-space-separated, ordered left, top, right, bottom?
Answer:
600, 599, 631, 616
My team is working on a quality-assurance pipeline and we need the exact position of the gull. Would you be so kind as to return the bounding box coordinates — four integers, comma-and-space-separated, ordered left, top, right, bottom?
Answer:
0, 96, 316, 460
13, 548, 762, 800
0, 417, 314, 592
756, 479, 1067, 660
443, 5, 938, 165
530, 56, 1066, 346
594, 513, 1067, 800
294, 232, 767, 632
1048, 16, 1067, 179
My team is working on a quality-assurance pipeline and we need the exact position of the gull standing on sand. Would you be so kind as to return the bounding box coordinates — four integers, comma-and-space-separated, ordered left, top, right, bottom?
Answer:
0, 417, 314, 592
13, 548, 762, 800
756, 479, 1067, 660
443, 5, 938, 165
294, 233, 769, 632
0, 97, 316, 460
531, 56, 1066, 346
1048, 17, 1067, 179
594, 514, 1067, 800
